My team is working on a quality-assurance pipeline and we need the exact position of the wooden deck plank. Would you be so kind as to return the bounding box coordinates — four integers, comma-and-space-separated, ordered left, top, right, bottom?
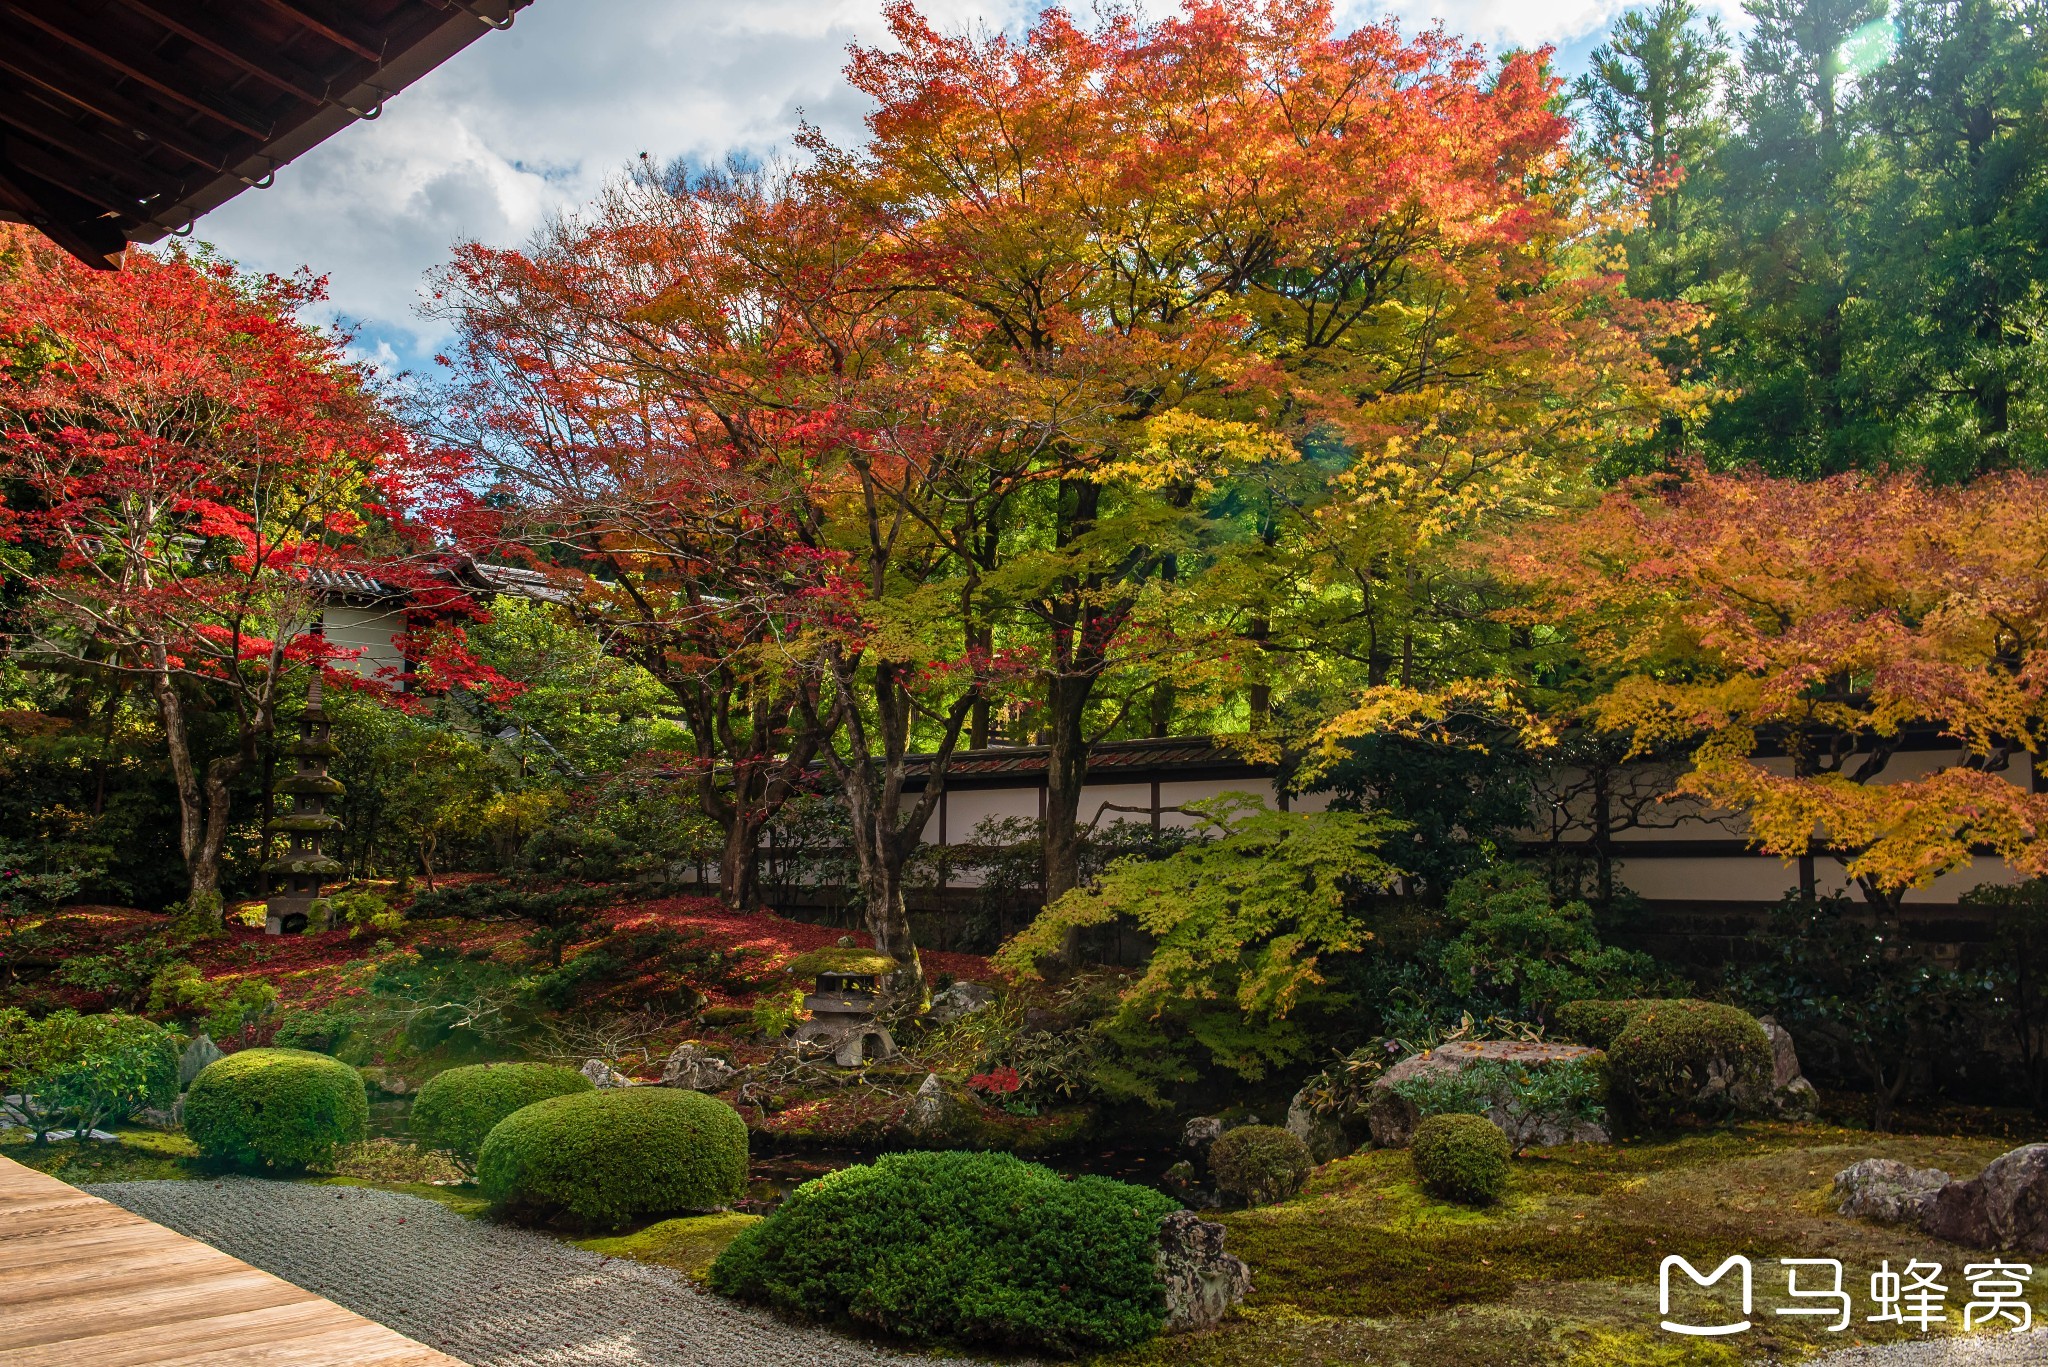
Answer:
0, 1155, 470, 1366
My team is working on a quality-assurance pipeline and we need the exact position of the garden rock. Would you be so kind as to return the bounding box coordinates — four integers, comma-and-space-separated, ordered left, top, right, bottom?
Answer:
1922, 1144, 2048, 1252
1834, 1158, 1951, 1224
1756, 1016, 1820, 1120
1368, 1040, 1610, 1149
358, 1066, 416, 1096
133, 1098, 184, 1130
925, 980, 995, 1026
904, 1073, 959, 1137
581, 1058, 634, 1089
178, 1033, 224, 1089
1284, 1087, 1352, 1164
1154, 1210, 1252, 1333
661, 1044, 737, 1092
1181, 1115, 1225, 1161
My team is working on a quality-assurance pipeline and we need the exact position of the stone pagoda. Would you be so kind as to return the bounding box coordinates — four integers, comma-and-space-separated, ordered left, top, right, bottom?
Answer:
262, 673, 344, 934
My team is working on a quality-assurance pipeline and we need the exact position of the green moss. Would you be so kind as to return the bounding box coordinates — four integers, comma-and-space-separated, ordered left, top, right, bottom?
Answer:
184, 1048, 368, 1170
478, 1086, 749, 1229
576, 1212, 761, 1281
783, 946, 899, 978
2, 1126, 201, 1183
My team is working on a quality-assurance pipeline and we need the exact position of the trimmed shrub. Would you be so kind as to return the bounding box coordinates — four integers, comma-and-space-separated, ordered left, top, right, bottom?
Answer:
1209, 1124, 1314, 1207
0, 1010, 178, 1141
1607, 1000, 1771, 1126
478, 1086, 748, 1228
185, 1047, 368, 1169
411, 1062, 592, 1167
709, 1150, 1178, 1353
1412, 1112, 1510, 1204
1553, 998, 1665, 1050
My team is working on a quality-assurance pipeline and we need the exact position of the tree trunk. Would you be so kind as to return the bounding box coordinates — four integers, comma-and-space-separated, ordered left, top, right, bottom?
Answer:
719, 813, 767, 910
148, 667, 213, 909
1042, 673, 1091, 913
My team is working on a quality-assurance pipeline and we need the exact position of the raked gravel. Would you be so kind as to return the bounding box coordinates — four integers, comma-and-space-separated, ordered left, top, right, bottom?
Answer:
87, 1178, 987, 1367
1806, 1331, 2048, 1366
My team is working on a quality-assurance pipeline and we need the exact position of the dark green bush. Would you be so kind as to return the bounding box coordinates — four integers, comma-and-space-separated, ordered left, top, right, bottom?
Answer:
184, 1047, 368, 1169
410, 1062, 592, 1165
0, 1009, 178, 1141
1209, 1124, 1314, 1206
477, 1086, 747, 1228
1411, 1112, 1510, 1204
709, 1150, 1178, 1354
1607, 1000, 1771, 1126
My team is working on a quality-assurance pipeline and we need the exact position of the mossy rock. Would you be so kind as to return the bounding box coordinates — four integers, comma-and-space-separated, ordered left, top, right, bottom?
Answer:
184, 1048, 367, 1170
478, 1086, 749, 1229
411, 1062, 593, 1165
784, 946, 899, 979
1411, 1112, 1510, 1204
1210, 1124, 1314, 1207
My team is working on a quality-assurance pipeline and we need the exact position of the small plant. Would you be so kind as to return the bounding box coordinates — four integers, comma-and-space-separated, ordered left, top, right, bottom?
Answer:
477, 1086, 749, 1229
1391, 1057, 1608, 1154
1209, 1124, 1315, 1207
411, 1062, 593, 1169
1411, 1112, 1510, 1204
751, 988, 806, 1038
147, 963, 278, 1043
184, 1047, 369, 1169
326, 888, 402, 938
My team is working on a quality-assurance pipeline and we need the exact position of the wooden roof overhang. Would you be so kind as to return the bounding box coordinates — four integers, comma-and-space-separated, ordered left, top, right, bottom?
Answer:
0, 0, 532, 268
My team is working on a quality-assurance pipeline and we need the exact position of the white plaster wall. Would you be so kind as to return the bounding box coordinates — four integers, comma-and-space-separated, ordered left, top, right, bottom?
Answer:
321, 606, 408, 686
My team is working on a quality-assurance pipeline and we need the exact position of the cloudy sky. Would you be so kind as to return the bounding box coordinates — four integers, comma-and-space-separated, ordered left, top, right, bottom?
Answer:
191, 0, 1746, 379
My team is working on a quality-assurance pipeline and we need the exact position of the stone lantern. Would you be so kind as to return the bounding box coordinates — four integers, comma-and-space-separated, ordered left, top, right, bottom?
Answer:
791, 948, 900, 1067
261, 674, 344, 935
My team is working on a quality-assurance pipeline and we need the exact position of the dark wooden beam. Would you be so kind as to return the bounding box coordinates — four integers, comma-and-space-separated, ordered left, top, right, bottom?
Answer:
0, 167, 123, 268
108, 0, 331, 106
0, 95, 176, 194
4, 2, 277, 140
253, 0, 385, 63
1, 140, 152, 218
0, 42, 234, 172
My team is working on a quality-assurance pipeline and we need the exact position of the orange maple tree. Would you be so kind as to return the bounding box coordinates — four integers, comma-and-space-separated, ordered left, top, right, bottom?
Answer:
1487, 466, 2048, 907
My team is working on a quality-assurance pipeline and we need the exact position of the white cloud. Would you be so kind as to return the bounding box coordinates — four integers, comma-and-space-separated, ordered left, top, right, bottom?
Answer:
190, 0, 1742, 375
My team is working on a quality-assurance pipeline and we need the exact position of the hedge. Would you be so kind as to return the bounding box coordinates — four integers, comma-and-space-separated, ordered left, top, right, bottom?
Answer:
410, 1062, 592, 1166
709, 1150, 1179, 1353
1607, 999, 1772, 1126
477, 1086, 748, 1228
184, 1047, 367, 1169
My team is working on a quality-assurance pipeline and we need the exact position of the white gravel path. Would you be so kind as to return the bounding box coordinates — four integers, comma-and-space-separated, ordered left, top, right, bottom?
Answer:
88, 1179, 981, 1367
1806, 1331, 2048, 1366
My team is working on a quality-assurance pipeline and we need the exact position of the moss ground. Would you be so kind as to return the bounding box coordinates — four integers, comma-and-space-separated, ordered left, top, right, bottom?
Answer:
576, 1212, 762, 1281
1109, 1122, 2045, 1367
1, 1125, 203, 1182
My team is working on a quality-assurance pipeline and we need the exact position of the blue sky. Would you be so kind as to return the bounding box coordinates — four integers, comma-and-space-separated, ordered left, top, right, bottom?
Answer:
188, 0, 1747, 381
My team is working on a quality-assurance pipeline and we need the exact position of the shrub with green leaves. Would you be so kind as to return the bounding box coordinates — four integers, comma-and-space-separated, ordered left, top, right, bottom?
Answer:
1607, 1000, 1771, 1127
1209, 1124, 1314, 1207
710, 1150, 1178, 1353
1411, 1112, 1510, 1204
1553, 998, 1674, 1050
184, 1047, 368, 1169
411, 1062, 593, 1167
0, 1010, 177, 1142
1390, 1056, 1608, 1154
478, 1086, 748, 1228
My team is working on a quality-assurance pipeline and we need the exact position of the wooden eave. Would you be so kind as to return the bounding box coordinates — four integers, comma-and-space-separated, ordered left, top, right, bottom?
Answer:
0, 0, 532, 268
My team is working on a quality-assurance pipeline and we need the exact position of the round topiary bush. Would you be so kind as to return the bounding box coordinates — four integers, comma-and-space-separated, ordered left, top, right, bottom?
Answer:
1412, 1112, 1511, 1204
477, 1086, 748, 1228
710, 1150, 1179, 1354
1553, 998, 1668, 1050
1209, 1124, 1314, 1207
184, 1047, 368, 1170
1607, 999, 1772, 1127
410, 1062, 592, 1166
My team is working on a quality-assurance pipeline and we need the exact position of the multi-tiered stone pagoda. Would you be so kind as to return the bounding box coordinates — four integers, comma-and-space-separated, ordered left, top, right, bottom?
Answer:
262, 674, 344, 935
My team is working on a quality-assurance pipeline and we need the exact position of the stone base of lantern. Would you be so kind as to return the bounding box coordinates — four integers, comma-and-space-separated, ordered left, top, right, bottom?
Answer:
794, 1015, 899, 1067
